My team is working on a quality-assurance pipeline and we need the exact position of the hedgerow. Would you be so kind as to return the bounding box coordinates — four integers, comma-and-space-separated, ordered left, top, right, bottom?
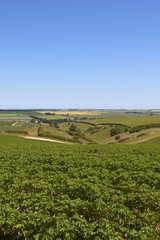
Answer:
130, 123, 160, 133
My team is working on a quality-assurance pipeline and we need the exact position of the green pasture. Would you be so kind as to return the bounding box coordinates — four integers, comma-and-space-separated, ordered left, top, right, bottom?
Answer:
85, 115, 160, 127
40, 124, 73, 139
91, 111, 149, 119
0, 111, 39, 121
35, 114, 68, 120
0, 113, 25, 117
0, 116, 31, 121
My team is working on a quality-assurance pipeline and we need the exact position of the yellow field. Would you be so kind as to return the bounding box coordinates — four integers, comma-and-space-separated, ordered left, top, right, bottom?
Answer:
37, 111, 101, 115
151, 110, 160, 112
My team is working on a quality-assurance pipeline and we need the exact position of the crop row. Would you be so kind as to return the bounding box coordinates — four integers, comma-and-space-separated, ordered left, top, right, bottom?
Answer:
0, 135, 160, 239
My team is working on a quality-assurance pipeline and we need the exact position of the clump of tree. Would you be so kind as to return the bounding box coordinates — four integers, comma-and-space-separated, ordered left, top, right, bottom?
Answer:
67, 124, 81, 137
110, 126, 129, 137
30, 115, 70, 127
31, 118, 36, 123
45, 113, 55, 115
69, 123, 80, 133
79, 117, 87, 120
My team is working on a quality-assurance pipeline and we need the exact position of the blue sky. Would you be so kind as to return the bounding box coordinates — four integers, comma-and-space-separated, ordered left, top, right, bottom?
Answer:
0, 0, 160, 109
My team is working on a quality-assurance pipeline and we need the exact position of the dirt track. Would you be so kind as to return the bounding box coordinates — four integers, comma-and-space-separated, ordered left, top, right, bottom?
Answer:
24, 136, 69, 144
12, 121, 18, 126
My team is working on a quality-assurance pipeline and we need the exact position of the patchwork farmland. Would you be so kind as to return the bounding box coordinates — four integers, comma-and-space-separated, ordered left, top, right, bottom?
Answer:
1, 110, 160, 239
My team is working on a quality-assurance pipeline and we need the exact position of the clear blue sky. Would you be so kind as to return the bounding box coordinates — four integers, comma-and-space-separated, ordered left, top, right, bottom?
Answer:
0, 0, 160, 109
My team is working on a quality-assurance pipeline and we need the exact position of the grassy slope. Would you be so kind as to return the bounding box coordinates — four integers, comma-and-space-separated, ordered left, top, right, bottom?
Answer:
114, 128, 160, 145
85, 126, 111, 143
41, 124, 73, 139
28, 122, 160, 145
140, 137, 160, 144
59, 123, 112, 143
59, 122, 91, 132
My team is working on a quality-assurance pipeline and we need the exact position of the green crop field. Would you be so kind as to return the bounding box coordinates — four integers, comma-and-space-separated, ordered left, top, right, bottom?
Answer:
0, 121, 36, 132
0, 134, 160, 239
35, 114, 68, 120
85, 115, 160, 127
0, 121, 14, 126
0, 113, 25, 117
0, 116, 31, 121
0, 111, 40, 121
0, 112, 32, 121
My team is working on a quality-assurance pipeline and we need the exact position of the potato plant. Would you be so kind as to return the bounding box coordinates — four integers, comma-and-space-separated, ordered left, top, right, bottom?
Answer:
0, 135, 160, 239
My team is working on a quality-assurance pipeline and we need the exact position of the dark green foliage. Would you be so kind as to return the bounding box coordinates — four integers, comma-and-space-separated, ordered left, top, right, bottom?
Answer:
54, 122, 59, 128
110, 126, 129, 136
30, 116, 69, 127
69, 123, 80, 132
110, 127, 121, 136
45, 113, 55, 116
0, 135, 160, 239
31, 119, 36, 123
79, 117, 87, 120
